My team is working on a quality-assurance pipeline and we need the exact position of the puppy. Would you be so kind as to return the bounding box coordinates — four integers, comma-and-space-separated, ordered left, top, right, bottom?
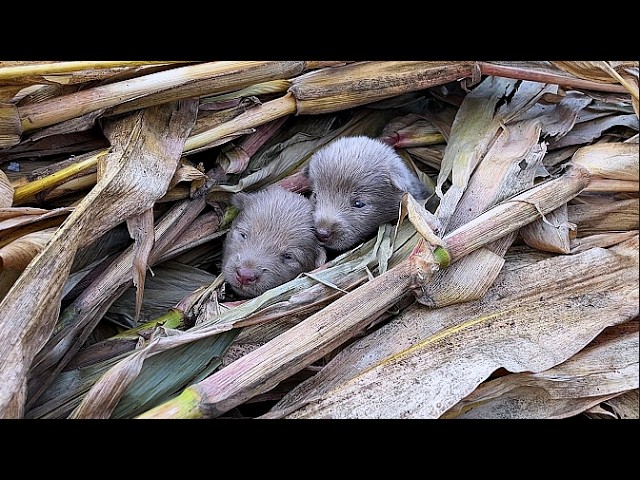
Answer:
221, 185, 327, 298
306, 135, 429, 251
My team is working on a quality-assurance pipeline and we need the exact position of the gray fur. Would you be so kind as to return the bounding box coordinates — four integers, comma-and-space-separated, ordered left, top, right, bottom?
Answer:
306, 135, 429, 251
222, 185, 327, 298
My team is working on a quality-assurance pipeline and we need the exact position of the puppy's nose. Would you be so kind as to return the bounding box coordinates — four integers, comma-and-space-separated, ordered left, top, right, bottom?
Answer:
236, 267, 259, 285
315, 227, 332, 242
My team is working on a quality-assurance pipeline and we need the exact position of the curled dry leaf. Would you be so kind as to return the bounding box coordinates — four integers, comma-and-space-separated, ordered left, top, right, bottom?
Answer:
0, 227, 56, 271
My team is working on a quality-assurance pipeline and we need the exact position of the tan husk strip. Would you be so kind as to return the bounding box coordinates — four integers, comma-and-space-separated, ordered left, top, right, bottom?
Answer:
105, 62, 305, 118
519, 204, 573, 254
17, 61, 304, 132
570, 231, 639, 254
0, 207, 72, 249
0, 228, 57, 301
0, 99, 198, 418
480, 61, 632, 93
0, 61, 179, 82
290, 61, 475, 115
568, 197, 639, 237
127, 209, 155, 325
184, 93, 298, 155
12, 149, 105, 205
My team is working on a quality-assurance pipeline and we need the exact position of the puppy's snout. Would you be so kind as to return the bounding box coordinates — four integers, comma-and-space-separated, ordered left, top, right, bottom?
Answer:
235, 266, 260, 286
315, 227, 333, 242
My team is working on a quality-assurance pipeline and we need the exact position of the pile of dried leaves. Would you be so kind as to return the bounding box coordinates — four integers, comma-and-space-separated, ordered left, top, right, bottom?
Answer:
0, 61, 637, 419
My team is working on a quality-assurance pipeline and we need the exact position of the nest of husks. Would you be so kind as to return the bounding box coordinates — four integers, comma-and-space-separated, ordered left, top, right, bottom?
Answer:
0, 61, 638, 419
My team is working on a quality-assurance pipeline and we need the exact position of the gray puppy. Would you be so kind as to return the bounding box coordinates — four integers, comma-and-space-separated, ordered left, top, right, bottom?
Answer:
306, 135, 429, 251
222, 185, 327, 298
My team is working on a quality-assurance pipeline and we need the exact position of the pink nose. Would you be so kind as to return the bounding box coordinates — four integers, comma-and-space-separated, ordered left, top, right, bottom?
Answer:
235, 267, 259, 285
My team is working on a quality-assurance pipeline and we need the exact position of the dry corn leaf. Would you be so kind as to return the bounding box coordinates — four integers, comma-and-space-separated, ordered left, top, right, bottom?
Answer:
521, 91, 593, 138
0, 227, 57, 300
424, 79, 554, 307
570, 230, 639, 254
548, 114, 638, 150
591, 388, 639, 419
0, 102, 21, 148
434, 76, 520, 232
442, 321, 638, 419
519, 204, 574, 254
262, 236, 638, 419
0, 206, 72, 248
568, 197, 639, 237
127, 209, 155, 325
26, 109, 106, 142
406, 145, 445, 171
0, 227, 56, 271
571, 142, 639, 181
166, 161, 206, 191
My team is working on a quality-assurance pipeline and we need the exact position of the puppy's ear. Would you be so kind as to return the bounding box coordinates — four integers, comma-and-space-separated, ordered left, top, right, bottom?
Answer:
389, 167, 430, 200
301, 163, 311, 181
230, 191, 251, 210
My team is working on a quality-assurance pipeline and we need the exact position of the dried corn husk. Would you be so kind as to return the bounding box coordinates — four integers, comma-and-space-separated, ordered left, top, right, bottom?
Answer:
0, 99, 198, 418
442, 321, 638, 419
261, 236, 638, 419
289, 61, 474, 115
